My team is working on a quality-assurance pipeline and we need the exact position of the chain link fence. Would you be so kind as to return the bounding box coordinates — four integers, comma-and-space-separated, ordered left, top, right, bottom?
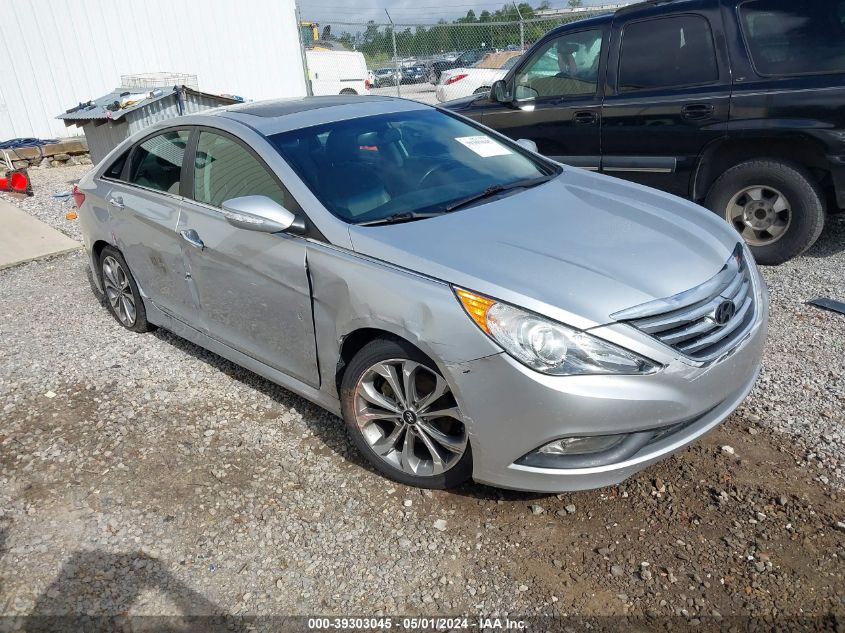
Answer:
299, 13, 605, 105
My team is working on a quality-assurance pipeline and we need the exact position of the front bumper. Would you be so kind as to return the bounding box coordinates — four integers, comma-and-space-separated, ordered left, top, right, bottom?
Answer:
443, 285, 768, 493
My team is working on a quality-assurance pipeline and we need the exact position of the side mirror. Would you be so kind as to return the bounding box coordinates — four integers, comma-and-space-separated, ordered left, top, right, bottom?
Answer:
221, 195, 305, 234
491, 79, 510, 104
516, 138, 538, 153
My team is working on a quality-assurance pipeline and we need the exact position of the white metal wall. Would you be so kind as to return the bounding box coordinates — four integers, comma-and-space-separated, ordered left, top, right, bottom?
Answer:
0, 0, 307, 140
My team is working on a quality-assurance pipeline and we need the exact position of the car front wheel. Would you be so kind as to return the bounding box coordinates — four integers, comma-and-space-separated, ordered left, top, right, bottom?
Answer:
340, 338, 472, 489
705, 159, 825, 265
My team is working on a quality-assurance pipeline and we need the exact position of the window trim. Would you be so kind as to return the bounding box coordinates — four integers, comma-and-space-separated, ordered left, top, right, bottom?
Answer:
617, 13, 721, 94
736, 0, 845, 79
510, 26, 607, 100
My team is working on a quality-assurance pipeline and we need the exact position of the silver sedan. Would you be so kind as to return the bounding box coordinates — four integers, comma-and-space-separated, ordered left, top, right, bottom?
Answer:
76, 96, 768, 492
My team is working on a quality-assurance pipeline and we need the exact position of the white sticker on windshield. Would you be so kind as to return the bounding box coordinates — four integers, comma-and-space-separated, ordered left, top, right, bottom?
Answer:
455, 135, 513, 158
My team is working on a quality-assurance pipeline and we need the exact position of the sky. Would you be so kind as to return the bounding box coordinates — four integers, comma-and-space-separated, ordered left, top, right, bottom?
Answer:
299, 0, 623, 26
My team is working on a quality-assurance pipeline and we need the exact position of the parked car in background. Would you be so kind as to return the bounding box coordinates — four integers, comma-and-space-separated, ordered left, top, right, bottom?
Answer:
400, 64, 428, 84
437, 52, 522, 102
76, 95, 766, 492
445, 0, 845, 265
429, 48, 494, 84
372, 67, 400, 88
306, 49, 371, 95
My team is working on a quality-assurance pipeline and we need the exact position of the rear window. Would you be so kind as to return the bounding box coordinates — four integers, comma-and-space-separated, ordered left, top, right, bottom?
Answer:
739, 0, 845, 76
619, 15, 718, 91
129, 130, 189, 194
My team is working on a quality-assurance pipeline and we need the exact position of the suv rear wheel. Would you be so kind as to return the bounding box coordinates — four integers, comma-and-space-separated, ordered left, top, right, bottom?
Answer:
705, 159, 825, 265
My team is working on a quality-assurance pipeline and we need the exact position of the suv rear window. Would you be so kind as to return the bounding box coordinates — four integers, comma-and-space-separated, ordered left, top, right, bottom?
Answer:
739, 0, 845, 76
619, 15, 718, 92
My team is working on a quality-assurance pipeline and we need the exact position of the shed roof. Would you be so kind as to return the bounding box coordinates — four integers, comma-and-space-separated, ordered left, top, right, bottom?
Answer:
56, 86, 238, 123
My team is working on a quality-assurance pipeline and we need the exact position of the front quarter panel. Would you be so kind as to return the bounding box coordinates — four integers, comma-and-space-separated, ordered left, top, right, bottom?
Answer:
306, 242, 501, 397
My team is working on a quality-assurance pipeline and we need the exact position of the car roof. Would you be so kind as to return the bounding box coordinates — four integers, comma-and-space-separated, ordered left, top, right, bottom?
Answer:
207, 95, 430, 136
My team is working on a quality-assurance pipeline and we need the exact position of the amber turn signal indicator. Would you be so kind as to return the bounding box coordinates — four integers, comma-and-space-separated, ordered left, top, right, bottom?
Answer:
455, 287, 495, 334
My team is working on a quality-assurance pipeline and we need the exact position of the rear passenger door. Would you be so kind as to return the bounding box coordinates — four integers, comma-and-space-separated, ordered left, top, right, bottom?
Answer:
106, 129, 196, 322
177, 129, 319, 387
601, 1, 730, 197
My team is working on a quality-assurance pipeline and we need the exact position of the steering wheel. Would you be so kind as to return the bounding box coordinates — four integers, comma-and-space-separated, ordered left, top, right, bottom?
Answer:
417, 160, 464, 188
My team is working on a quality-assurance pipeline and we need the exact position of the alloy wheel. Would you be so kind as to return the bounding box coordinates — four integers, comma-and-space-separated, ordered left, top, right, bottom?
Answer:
353, 359, 467, 477
726, 185, 792, 246
102, 255, 137, 327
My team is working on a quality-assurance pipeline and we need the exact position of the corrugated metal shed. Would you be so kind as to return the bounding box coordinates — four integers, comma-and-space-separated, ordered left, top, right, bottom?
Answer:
0, 0, 307, 141
57, 87, 238, 163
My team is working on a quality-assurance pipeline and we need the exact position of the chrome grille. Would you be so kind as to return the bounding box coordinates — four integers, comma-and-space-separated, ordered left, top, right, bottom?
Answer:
615, 245, 756, 361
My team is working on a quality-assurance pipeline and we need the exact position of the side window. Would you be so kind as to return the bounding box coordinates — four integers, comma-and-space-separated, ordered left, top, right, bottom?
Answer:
619, 15, 718, 92
513, 29, 602, 100
739, 0, 845, 76
128, 130, 189, 193
193, 132, 286, 208
104, 150, 129, 180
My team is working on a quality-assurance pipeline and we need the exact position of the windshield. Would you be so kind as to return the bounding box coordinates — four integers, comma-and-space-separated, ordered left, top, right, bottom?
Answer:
270, 109, 556, 224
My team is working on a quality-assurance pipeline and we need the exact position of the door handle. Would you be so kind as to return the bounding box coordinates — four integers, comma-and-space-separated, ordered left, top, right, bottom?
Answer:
180, 229, 205, 250
107, 196, 125, 209
681, 103, 715, 120
573, 110, 598, 125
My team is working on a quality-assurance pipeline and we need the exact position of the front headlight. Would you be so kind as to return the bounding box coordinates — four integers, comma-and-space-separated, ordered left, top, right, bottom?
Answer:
455, 288, 659, 376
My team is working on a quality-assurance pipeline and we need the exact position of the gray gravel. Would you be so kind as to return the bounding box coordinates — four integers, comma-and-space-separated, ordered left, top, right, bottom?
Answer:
0, 166, 843, 619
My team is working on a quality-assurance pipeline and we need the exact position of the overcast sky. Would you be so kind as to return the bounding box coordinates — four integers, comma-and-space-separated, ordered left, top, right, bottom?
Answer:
300, 0, 623, 26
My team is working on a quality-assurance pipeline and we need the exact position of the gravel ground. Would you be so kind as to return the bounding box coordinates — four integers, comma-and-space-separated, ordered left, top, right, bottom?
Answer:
0, 167, 843, 624
0, 163, 92, 244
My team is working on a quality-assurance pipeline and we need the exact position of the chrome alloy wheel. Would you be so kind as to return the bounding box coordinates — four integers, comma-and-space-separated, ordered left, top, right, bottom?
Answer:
726, 185, 792, 246
102, 255, 137, 327
353, 359, 467, 477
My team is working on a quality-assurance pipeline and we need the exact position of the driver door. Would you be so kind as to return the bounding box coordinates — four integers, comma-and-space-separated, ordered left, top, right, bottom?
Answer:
177, 129, 319, 387
481, 28, 606, 170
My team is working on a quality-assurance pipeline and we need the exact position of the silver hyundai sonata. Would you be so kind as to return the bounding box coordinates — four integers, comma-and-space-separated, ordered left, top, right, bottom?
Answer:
76, 96, 768, 492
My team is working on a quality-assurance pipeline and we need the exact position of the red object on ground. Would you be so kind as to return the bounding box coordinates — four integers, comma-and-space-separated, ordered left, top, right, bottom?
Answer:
72, 183, 86, 208
0, 169, 33, 195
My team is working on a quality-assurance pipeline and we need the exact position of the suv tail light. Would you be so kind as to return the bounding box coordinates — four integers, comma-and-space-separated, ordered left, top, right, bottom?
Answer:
364, 79, 371, 90
72, 183, 85, 208
445, 73, 468, 85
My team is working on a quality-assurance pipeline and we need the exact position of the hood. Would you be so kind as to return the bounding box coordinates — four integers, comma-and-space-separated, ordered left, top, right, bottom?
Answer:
348, 168, 740, 329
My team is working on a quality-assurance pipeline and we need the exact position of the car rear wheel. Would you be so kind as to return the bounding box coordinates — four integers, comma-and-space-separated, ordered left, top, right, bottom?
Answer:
705, 159, 825, 265
340, 338, 472, 489
340, 88, 357, 95
98, 246, 152, 333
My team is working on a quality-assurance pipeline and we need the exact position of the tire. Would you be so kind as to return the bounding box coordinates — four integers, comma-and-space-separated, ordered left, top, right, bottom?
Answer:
473, 86, 491, 95
339, 338, 472, 489
704, 159, 825, 265
98, 246, 152, 333
339, 88, 357, 95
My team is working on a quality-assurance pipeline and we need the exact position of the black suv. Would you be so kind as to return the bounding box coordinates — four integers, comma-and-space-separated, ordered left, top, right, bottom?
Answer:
444, 0, 845, 264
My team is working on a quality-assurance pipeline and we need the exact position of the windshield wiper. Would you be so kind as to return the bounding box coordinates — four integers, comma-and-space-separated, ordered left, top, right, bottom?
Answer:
357, 211, 444, 227
443, 174, 555, 213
